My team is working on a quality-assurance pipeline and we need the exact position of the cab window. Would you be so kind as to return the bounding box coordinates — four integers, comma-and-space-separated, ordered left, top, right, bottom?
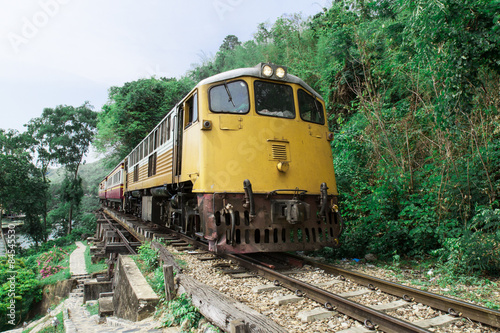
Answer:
254, 81, 294, 119
209, 81, 249, 113
298, 89, 325, 125
185, 92, 198, 128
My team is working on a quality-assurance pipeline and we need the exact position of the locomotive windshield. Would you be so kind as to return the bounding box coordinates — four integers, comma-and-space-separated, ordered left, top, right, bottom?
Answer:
254, 81, 295, 119
209, 80, 249, 113
298, 89, 325, 124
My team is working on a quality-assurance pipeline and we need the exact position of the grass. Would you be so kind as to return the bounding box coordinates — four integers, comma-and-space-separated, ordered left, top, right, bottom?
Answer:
38, 311, 64, 333
84, 241, 107, 274
40, 269, 72, 286
378, 257, 500, 310
323, 253, 500, 311
86, 302, 99, 316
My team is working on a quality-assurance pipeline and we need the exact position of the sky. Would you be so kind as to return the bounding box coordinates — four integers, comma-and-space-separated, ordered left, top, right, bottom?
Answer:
0, 0, 329, 160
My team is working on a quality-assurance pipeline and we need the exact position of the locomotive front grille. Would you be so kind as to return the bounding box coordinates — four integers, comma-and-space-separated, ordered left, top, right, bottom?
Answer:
269, 142, 290, 161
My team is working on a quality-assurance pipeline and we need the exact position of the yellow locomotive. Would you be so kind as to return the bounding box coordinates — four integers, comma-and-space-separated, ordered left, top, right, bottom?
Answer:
101, 63, 343, 253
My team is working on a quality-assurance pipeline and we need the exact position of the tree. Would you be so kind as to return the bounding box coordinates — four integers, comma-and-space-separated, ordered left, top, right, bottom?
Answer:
95, 77, 194, 162
28, 103, 98, 234
0, 129, 47, 247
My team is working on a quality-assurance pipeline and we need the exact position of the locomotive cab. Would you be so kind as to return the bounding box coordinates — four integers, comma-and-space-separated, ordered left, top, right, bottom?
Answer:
182, 63, 343, 253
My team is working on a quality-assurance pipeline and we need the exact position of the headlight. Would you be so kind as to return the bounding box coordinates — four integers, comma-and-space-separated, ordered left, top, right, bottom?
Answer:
276, 67, 286, 78
262, 64, 273, 77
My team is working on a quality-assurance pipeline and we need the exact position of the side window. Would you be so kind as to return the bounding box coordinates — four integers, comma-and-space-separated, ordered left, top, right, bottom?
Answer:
148, 152, 157, 177
209, 81, 249, 113
133, 165, 139, 182
298, 89, 325, 125
159, 123, 164, 145
184, 92, 198, 128
149, 134, 154, 153
154, 129, 158, 150
166, 116, 171, 141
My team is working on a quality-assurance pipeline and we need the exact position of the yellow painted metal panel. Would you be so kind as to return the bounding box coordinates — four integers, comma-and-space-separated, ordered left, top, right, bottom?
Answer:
126, 148, 174, 192
179, 122, 201, 184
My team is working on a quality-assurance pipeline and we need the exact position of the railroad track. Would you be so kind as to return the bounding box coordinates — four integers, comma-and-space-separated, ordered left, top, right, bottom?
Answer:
98, 208, 500, 332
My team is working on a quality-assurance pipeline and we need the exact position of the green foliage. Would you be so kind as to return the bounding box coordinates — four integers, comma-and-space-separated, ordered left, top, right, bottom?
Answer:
95, 77, 194, 163
435, 208, 500, 276
137, 242, 160, 271
61, 176, 84, 213
85, 301, 99, 316
0, 257, 42, 331
0, 129, 48, 244
161, 294, 201, 331
148, 266, 166, 296
25, 102, 98, 235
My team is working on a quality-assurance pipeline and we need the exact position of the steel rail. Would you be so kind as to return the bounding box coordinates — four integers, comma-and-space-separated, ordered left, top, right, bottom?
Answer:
287, 253, 500, 329
135, 228, 429, 332
227, 253, 430, 333
101, 212, 137, 255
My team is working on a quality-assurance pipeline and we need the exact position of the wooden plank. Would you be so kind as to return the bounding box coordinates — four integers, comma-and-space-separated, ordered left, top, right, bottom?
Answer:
163, 265, 175, 301
179, 274, 286, 333
152, 241, 286, 333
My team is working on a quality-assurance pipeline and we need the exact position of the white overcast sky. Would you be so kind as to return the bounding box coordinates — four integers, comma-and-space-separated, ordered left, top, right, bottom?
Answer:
0, 0, 330, 136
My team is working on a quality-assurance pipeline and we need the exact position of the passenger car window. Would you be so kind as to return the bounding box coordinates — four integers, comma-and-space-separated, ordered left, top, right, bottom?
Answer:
254, 81, 295, 119
298, 89, 325, 124
209, 81, 249, 113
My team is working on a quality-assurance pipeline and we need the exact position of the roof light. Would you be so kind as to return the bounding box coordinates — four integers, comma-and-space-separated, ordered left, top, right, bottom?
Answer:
262, 64, 273, 77
276, 67, 286, 78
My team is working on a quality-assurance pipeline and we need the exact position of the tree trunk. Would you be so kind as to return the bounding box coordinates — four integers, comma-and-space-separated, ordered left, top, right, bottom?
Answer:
68, 163, 80, 236
68, 205, 73, 235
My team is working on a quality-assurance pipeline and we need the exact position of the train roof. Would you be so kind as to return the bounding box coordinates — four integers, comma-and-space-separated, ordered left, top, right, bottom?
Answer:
195, 63, 324, 101
100, 160, 124, 183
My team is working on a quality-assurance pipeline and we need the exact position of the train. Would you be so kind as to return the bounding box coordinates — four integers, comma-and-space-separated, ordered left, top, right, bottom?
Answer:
99, 63, 343, 253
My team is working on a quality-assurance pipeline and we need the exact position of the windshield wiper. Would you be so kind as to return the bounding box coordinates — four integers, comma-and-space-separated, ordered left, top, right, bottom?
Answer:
224, 81, 236, 107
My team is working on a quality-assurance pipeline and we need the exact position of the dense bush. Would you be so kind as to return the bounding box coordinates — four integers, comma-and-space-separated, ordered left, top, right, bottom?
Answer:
0, 257, 41, 331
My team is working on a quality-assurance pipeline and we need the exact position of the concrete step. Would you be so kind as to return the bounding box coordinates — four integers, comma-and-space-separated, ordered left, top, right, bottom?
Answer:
99, 296, 114, 317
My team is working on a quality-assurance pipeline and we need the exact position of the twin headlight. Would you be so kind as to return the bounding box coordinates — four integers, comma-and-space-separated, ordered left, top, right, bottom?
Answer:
261, 63, 287, 79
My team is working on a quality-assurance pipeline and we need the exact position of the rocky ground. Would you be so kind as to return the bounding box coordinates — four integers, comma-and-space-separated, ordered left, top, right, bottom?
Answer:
169, 246, 500, 333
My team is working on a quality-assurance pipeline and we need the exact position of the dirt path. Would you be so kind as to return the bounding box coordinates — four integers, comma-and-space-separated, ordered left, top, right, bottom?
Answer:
69, 241, 88, 276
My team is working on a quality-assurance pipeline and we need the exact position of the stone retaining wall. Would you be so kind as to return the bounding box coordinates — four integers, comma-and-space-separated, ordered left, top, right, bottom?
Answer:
112, 255, 159, 321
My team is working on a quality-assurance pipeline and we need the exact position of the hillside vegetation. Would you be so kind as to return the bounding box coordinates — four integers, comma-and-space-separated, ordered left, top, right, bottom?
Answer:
96, 0, 500, 276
